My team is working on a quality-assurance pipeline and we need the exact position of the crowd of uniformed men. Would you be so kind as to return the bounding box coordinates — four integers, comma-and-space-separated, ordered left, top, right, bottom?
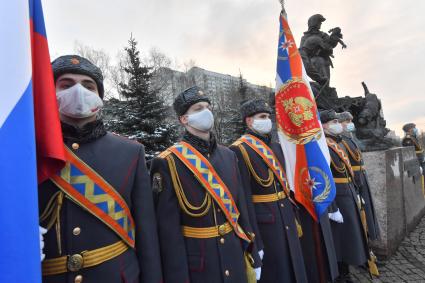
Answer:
38, 55, 423, 283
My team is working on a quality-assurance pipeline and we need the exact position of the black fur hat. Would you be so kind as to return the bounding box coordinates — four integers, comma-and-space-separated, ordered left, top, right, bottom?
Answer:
337, 111, 353, 122
402, 123, 416, 132
52, 55, 104, 98
173, 86, 211, 116
240, 99, 272, 122
319, 109, 337, 124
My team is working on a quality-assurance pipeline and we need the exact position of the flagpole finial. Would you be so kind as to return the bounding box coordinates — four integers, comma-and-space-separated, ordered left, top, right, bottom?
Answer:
279, 0, 286, 13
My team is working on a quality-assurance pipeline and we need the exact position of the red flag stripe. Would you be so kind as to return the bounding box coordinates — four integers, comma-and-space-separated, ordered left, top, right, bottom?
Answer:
30, 9, 65, 183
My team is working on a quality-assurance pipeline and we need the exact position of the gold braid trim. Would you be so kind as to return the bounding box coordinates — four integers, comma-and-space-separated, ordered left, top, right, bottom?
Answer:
331, 158, 347, 174
342, 140, 362, 163
407, 136, 423, 151
238, 144, 274, 188
166, 155, 211, 217
39, 191, 64, 255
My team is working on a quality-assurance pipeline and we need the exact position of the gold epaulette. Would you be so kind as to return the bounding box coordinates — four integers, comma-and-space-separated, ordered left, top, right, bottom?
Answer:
158, 149, 172, 159
231, 139, 243, 147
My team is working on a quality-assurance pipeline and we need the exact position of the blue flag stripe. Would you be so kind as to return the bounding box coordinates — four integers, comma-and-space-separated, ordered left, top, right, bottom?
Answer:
0, 81, 42, 282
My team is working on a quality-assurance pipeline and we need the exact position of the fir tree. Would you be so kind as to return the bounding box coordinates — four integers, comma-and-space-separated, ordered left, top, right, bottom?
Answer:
234, 72, 249, 136
224, 72, 249, 143
104, 35, 177, 158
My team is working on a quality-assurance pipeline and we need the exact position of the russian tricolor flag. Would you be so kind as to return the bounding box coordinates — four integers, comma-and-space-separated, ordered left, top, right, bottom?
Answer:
0, 1, 65, 281
274, 9, 336, 221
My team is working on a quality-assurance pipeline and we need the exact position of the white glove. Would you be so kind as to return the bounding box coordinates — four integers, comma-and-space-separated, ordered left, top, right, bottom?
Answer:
39, 226, 47, 261
254, 267, 262, 280
258, 250, 264, 260
328, 209, 344, 223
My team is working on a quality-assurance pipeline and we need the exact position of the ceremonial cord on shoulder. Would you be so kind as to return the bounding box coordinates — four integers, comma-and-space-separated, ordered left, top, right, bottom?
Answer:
411, 137, 423, 151
39, 191, 64, 255
341, 140, 362, 163
330, 158, 347, 174
166, 155, 211, 217
238, 144, 274, 188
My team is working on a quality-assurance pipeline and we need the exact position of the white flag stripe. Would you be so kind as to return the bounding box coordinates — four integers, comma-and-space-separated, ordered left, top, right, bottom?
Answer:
0, 2, 32, 128
278, 131, 296, 191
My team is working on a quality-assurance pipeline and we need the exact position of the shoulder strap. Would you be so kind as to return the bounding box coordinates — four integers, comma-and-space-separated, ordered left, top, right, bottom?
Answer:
158, 149, 172, 159
231, 139, 243, 147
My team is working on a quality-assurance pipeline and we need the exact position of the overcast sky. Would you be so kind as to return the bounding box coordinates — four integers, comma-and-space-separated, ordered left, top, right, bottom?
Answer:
43, 0, 425, 136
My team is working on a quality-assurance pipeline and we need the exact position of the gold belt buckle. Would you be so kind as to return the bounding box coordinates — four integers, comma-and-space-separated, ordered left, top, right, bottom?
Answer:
67, 253, 84, 272
277, 191, 284, 199
218, 224, 227, 236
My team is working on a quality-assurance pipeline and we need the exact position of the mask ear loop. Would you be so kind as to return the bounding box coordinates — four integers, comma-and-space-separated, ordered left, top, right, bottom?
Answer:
96, 108, 103, 120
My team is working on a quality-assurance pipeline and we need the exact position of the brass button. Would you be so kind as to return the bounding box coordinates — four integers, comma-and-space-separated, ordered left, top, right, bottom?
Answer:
67, 254, 84, 272
73, 227, 81, 236
220, 237, 225, 244
225, 270, 230, 276
217, 208, 221, 213
285, 226, 289, 230
72, 143, 79, 150
218, 224, 226, 236
74, 275, 83, 283
280, 203, 284, 208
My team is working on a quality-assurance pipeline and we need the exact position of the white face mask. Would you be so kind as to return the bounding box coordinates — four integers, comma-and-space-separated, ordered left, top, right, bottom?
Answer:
252, 118, 272, 135
345, 122, 356, 132
328, 123, 343, 135
413, 128, 419, 136
56, 83, 103, 119
186, 109, 214, 132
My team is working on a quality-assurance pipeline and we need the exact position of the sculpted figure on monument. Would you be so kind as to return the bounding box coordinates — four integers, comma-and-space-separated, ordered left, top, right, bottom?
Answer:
299, 37, 328, 85
299, 14, 348, 111
354, 82, 392, 151
300, 14, 347, 86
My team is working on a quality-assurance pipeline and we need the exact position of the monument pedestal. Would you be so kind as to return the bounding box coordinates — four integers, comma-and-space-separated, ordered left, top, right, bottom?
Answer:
363, 147, 425, 259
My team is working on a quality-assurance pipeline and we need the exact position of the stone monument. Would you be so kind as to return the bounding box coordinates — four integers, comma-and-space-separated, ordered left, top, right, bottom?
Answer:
363, 147, 425, 258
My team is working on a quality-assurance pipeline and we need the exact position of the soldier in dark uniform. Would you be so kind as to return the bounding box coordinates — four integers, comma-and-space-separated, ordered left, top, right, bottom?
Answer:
150, 86, 261, 283
229, 99, 308, 283
337, 111, 380, 240
320, 110, 369, 283
402, 123, 425, 171
296, 198, 339, 283
39, 55, 162, 283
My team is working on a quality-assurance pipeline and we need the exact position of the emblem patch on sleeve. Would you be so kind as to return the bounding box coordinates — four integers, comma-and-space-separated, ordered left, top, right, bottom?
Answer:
152, 173, 163, 193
